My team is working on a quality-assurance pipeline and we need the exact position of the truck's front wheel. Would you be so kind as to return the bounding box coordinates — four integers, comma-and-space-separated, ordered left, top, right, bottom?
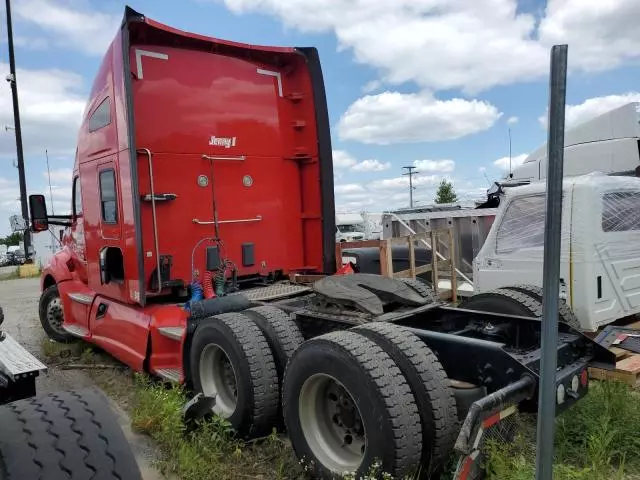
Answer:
38, 285, 73, 343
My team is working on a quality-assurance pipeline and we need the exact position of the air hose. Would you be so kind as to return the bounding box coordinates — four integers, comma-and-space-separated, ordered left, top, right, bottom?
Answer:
202, 271, 215, 299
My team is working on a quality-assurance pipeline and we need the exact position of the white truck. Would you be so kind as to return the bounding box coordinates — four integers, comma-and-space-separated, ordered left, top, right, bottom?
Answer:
336, 212, 383, 242
472, 173, 640, 331
508, 102, 640, 185
380, 173, 640, 332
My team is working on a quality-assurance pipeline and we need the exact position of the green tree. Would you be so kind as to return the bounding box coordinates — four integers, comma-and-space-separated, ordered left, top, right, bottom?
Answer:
434, 179, 458, 204
0, 231, 23, 246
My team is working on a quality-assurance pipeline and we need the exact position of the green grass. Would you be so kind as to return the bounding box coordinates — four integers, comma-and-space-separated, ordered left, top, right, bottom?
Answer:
485, 381, 640, 480
131, 375, 302, 480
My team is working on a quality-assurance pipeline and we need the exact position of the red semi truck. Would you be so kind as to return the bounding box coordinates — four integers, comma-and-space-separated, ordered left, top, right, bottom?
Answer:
28, 7, 614, 479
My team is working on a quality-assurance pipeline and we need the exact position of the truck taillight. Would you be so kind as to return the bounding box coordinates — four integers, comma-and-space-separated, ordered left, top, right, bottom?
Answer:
580, 369, 588, 387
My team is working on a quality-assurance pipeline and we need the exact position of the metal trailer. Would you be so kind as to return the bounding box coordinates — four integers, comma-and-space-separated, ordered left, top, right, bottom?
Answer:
381, 208, 498, 294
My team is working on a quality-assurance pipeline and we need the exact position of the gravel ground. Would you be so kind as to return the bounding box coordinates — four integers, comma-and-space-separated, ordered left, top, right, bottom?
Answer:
0, 277, 165, 480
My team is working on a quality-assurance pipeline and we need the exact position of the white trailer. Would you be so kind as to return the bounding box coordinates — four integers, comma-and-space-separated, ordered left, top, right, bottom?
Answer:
508, 102, 640, 184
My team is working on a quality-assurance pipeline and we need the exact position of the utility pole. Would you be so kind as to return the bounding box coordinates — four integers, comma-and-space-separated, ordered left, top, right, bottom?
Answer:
535, 44, 568, 480
402, 166, 419, 208
4, 0, 32, 261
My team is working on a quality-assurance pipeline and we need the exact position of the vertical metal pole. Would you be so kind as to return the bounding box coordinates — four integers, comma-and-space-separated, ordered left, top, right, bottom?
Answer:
45, 150, 55, 215
508, 127, 512, 177
402, 166, 418, 208
535, 44, 568, 480
409, 172, 414, 208
4, 0, 32, 261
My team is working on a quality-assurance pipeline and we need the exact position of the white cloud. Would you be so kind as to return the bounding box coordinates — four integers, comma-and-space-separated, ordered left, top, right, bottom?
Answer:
565, 93, 640, 129
369, 174, 440, 191
338, 91, 501, 145
538, 93, 640, 129
223, 0, 640, 93
332, 150, 357, 168
333, 150, 391, 171
0, 63, 86, 156
223, 0, 547, 93
507, 116, 519, 126
362, 80, 382, 94
45, 168, 73, 183
413, 159, 455, 173
493, 153, 528, 170
335, 183, 366, 194
539, 0, 640, 74
352, 159, 391, 172
13, 0, 119, 56
479, 166, 487, 173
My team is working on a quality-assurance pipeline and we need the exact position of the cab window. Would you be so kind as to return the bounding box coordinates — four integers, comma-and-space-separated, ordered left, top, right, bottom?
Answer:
73, 177, 82, 216
602, 191, 640, 232
88, 97, 111, 132
496, 195, 546, 254
99, 169, 118, 224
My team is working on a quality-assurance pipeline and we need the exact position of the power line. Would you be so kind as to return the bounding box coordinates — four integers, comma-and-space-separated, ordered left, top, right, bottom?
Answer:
401, 166, 419, 208
4, 0, 32, 261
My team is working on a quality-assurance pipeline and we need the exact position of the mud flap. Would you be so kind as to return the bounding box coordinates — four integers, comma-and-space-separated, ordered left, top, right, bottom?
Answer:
452, 376, 535, 480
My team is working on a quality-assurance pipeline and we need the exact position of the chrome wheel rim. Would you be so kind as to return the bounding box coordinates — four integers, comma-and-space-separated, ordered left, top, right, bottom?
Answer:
299, 374, 366, 473
46, 297, 65, 334
199, 344, 238, 417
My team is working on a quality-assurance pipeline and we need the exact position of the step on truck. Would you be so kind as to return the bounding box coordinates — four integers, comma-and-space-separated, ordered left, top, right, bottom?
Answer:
28, 7, 615, 479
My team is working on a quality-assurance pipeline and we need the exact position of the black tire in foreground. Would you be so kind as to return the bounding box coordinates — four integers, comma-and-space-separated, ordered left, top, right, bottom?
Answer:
190, 312, 279, 438
0, 389, 142, 480
353, 322, 458, 473
502, 284, 581, 329
38, 285, 74, 343
283, 330, 422, 479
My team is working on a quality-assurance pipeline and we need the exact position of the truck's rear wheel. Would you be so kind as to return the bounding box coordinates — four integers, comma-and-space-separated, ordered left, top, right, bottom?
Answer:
0, 389, 141, 480
460, 288, 543, 317
38, 285, 73, 343
283, 330, 422, 479
242, 306, 304, 385
243, 306, 304, 427
190, 312, 279, 438
353, 322, 458, 473
503, 284, 581, 329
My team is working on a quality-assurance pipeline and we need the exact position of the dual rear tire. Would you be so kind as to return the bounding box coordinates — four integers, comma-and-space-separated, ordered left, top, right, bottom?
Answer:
191, 286, 457, 478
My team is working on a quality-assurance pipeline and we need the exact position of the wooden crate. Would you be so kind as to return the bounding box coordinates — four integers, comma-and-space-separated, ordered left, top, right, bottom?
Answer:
335, 228, 458, 301
589, 353, 640, 386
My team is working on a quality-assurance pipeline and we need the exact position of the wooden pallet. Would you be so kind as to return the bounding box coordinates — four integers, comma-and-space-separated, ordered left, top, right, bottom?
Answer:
589, 351, 640, 386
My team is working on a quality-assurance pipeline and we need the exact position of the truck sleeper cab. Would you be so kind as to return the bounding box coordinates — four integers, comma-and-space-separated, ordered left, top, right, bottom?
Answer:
29, 7, 615, 480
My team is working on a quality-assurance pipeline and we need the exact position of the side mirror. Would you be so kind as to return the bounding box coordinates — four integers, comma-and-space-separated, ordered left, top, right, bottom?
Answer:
29, 194, 49, 232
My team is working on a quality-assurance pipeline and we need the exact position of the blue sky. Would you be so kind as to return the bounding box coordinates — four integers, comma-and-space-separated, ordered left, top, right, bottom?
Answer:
0, 0, 639, 235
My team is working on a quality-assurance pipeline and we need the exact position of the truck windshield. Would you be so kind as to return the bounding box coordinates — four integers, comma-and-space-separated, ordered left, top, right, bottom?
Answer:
338, 224, 362, 233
